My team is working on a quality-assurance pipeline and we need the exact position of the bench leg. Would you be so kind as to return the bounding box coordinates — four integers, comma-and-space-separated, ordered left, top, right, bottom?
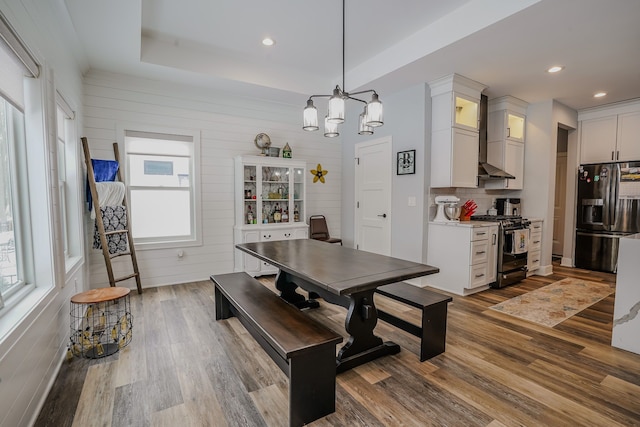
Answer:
420, 302, 449, 361
288, 345, 337, 427
214, 285, 233, 320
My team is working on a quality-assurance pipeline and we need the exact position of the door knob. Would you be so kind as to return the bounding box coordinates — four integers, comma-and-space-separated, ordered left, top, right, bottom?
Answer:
377, 213, 387, 218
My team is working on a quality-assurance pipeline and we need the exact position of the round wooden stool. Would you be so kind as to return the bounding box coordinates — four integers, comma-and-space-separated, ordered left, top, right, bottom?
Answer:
69, 287, 133, 358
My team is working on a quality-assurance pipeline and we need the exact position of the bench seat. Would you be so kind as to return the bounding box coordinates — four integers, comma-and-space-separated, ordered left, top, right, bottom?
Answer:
211, 272, 343, 427
375, 281, 453, 361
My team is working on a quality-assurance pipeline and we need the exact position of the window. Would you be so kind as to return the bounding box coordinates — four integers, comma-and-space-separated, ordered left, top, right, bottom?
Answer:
55, 92, 81, 272
124, 130, 201, 248
0, 39, 34, 306
0, 97, 23, 305
56, 105, 69, 256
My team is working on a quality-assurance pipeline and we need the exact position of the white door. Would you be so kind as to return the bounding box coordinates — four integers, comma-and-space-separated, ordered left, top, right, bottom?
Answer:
355, 137, 392, 255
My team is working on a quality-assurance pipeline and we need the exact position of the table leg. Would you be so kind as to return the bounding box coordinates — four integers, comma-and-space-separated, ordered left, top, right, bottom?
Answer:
275, 270, 320, 309
336, 289, 400, 372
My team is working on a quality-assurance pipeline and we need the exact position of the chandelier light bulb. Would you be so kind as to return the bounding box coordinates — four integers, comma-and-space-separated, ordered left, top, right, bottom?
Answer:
324, 116, 339, 138
303, 99, 319, 131
358, 110, 373, 135
327, 87, 345, 124
365, 93, 383, 127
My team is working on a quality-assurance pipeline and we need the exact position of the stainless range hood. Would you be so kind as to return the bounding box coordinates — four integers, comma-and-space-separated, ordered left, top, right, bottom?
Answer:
478, 94, 515, 180
478, 162, 515, 179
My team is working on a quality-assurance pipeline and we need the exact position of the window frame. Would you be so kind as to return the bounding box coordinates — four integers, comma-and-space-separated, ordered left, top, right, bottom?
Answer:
55, 91, 83, 274
120, 126, 202, 250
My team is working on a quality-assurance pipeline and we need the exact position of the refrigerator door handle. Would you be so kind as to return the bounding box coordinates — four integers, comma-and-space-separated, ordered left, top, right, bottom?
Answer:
611, 163, 620, 230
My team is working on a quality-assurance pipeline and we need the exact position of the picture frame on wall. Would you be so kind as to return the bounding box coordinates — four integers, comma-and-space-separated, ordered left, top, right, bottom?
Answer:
397, 149, 416, 175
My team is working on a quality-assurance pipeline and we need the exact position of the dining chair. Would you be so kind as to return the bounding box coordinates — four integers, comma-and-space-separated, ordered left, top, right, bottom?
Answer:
309, 215, 342, 245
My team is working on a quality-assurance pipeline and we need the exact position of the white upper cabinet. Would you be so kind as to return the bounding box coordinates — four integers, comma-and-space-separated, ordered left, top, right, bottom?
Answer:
580, 116, 618, 164
429, 74, 486, 188
485, 96, 528, 190
579, 100, 640, 164
617, 111, 640, 161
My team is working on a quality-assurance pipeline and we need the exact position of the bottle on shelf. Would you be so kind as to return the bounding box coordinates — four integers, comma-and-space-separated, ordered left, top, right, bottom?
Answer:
246, 205, 254, 224
282, 208, 289, 223
294, 205, 300, 222
273, 203, 282, 223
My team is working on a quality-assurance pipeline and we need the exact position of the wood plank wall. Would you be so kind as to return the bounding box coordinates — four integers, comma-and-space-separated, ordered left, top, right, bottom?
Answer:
82, 70, 343, 289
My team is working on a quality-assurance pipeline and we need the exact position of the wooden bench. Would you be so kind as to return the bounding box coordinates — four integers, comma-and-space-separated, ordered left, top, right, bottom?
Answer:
211, 272, 343, 427
375, 282, 453, 362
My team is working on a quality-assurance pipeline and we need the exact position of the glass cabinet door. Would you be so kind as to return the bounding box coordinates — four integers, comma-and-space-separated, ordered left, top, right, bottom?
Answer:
454, 94, 479, 130
261, 165, 290, 224
243, 165, 257, 224
293, 167, 304, 222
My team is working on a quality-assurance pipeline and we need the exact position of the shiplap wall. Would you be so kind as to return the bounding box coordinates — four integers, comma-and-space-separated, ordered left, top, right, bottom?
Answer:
83, 70, 342, 289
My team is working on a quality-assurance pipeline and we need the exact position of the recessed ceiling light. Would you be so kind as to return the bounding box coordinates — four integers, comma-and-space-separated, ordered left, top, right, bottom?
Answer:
547, 66, 564, 73
594, 92, 607, 98
262, 38, 275, 46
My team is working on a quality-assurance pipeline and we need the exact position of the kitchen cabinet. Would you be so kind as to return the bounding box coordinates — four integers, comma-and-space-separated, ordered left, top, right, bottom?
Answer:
426, 221, 498, 295
429, 73, 487, 188
484, 96, 528, 190
234, 155, 308, 276
527, 219, 542, 276
579, 103, 640, 164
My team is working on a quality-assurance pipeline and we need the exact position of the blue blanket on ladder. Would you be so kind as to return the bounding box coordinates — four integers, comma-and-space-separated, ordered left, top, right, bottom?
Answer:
86, 159, 120, 212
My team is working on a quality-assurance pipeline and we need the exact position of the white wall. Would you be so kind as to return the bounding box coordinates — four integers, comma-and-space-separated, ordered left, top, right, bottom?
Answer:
522, 100, 577, 275
341, 83, 429, 262
0, 0, 86, 426
83, 70, 343, 288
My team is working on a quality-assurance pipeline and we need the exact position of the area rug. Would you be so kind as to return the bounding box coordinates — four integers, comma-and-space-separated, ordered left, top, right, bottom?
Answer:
488, 278, 614, 327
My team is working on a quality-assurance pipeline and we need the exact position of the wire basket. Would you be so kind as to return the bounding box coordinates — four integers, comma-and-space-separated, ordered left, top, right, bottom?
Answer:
69, 287, 133, 359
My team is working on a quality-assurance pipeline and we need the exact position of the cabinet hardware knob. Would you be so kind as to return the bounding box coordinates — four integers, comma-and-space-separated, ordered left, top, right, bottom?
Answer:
475, 274, 485, 278
377, 213, 387, 218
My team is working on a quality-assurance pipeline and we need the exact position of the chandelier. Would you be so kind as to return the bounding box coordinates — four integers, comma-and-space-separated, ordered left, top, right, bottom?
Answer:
302, 0, 384, 137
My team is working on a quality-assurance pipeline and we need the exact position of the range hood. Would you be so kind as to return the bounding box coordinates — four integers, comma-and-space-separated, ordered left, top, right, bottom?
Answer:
477, 94, 515, 180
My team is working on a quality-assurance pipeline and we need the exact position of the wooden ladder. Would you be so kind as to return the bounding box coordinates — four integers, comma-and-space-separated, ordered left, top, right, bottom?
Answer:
82, 137, 142, 294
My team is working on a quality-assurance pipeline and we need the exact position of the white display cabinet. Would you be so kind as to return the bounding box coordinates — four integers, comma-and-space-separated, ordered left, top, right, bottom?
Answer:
234, 155, 308, 276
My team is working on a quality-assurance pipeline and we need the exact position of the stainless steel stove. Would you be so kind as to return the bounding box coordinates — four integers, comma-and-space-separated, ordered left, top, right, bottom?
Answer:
472, 215, 531, 288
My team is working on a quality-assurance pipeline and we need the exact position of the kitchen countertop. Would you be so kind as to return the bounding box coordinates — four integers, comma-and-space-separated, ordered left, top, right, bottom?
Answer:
611, 233, 640, 355
429, 220, 499, 227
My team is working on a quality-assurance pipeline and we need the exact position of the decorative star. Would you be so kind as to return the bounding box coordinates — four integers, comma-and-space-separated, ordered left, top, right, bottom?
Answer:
310, 164, 328, 183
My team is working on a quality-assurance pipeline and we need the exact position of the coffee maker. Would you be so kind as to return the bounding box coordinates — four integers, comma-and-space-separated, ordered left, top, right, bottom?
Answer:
496, 198, 521, 216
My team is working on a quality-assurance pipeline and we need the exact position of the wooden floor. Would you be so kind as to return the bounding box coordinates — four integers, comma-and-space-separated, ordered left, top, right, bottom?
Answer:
35, 264, 640, 427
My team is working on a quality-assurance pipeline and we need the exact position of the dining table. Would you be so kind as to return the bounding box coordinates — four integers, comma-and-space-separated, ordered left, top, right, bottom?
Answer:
235, 239, 439, 372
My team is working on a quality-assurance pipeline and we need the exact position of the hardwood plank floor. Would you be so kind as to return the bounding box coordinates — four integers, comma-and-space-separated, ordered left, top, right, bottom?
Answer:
35, 264, 640, 426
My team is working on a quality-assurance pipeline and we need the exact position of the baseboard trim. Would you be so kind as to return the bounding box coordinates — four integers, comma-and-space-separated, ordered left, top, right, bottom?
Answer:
560, 257, 573, 268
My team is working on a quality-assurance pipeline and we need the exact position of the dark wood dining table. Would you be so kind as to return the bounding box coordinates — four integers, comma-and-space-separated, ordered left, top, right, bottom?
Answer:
235, 239, 439, 372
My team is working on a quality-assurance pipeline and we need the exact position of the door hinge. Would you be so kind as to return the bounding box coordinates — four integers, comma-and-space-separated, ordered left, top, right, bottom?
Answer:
355, 157, 360, 165
357, 201, 359, 208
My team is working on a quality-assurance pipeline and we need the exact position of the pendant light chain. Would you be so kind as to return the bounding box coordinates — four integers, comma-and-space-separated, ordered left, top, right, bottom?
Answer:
342, 0, 345, 92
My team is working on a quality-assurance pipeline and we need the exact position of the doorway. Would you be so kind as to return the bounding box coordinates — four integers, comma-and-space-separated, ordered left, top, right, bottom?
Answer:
354, 137, 392, 256
553, 127, 568, 257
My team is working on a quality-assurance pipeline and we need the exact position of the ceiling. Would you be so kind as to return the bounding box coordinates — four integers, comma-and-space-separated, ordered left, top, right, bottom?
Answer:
64, 0, 640, 111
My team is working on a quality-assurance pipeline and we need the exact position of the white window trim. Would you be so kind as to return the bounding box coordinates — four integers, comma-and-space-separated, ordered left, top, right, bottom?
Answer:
117, 124, 202, 251
55, 91, 83, 275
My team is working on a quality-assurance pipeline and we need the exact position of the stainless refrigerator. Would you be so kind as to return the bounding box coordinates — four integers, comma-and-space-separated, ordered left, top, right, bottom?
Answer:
575, 162, 640, 273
